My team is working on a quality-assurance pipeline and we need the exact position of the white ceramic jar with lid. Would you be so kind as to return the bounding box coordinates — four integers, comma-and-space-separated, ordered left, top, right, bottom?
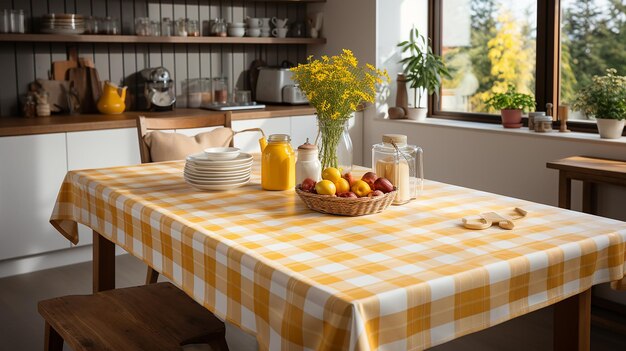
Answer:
372, 134, 423, 205
296, 138, 322, 185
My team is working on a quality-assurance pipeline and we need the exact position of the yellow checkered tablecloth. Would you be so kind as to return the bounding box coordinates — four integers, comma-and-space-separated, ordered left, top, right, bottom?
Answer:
50, 160, 626, 351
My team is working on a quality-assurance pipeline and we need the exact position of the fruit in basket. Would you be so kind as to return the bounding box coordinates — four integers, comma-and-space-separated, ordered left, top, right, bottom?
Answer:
315, 180, 336, 195
334, 178, 351, 194
301, 178, 317, 192
338, 191, 358, 198
361, 172, 378, 187
374, 177, 394, 193
370, 190, 384, 197
322, 167, 342, 183
342, 172, 356, 186
351, 180, 372, 197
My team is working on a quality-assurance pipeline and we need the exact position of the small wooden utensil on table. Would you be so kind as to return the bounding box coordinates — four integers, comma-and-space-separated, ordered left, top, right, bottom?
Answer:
462, 207, 528, 230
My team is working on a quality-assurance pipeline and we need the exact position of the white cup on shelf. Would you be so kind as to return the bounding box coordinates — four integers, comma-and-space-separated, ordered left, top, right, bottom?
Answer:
271, 17, 288, 29
246, 17, 262, 28
246, 27, 261, 37
272, 27, 288, 38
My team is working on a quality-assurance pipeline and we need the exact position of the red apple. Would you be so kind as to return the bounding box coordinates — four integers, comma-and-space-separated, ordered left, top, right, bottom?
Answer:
374, 177, 394, 193
338, 191, 358, 198
342, 172, 356, 186
361, 172, 378, 187
370, 190, 384, 197
301, 178, 316, 192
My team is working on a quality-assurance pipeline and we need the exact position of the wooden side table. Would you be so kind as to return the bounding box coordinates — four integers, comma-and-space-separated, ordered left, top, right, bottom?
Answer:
547, 156, 626, 214
547, 155, 626, 343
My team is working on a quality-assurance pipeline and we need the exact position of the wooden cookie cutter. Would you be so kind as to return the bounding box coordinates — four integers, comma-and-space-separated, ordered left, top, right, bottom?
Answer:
462, 208, 528, 230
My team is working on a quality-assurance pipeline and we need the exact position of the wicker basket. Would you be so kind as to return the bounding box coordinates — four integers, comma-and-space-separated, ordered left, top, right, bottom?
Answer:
295, 186, 397, 216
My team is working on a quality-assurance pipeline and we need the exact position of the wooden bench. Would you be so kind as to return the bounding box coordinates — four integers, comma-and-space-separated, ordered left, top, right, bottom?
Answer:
38, 282, 229, 351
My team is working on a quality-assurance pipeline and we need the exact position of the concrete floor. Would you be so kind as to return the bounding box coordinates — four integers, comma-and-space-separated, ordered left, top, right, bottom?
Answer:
0, 253, 624, 350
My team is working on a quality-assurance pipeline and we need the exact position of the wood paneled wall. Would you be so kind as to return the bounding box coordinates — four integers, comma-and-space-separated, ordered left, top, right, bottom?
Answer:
0, 0, 308, 116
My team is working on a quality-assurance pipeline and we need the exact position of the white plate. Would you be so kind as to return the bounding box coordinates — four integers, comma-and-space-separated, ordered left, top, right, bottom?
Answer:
203, 147, 241, 160
184, 172, 250, 183
185, 162, 252, 172
185, 175, 250, 185
184, 169, 250, 179
186, 179, 250, 191
187, 152, 253, 165
41, 27, 86, 34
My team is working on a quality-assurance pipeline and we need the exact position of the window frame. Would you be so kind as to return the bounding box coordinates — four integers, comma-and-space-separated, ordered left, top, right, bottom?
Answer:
427, 0, 619, 135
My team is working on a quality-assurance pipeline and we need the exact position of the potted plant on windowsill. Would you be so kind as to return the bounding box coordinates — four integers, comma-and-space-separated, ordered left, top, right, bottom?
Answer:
573, 68, 626, 139
485, 84, 535, 128
397, 27, 450, 121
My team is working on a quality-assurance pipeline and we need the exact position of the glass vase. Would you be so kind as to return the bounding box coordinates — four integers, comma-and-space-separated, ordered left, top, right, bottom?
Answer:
315, 116, 353, 173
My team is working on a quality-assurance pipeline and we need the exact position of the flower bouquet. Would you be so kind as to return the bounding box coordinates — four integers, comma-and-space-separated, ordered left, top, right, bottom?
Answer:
291, 49, 388, 170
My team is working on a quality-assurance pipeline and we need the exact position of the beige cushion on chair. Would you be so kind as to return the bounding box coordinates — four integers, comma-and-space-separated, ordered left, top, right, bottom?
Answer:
144, 128, 235, 162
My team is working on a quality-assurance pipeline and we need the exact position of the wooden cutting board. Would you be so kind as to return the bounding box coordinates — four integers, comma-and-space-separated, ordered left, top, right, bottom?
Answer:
52, 50, 79, 81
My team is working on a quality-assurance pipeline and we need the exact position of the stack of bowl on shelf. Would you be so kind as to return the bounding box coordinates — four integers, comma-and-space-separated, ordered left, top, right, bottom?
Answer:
184, 148, 253, 191
41, 14, 85, 34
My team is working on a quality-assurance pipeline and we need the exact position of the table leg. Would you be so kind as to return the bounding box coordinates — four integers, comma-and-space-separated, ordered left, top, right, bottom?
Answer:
554, 289, 591, 351
93, 230, 115, 293
558, 172, 572, 209
582, 181, 596, 215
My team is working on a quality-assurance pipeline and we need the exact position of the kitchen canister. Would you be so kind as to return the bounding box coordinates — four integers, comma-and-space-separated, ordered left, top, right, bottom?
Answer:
296, 138, 321, 185
372, 134, 423, 205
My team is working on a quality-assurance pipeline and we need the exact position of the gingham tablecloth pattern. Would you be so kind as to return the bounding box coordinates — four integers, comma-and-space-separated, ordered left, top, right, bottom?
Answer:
50, 160, 626, 351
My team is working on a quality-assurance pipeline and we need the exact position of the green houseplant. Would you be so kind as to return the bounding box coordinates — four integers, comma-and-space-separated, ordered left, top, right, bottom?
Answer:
573, 68, 626, 139
485, 84, 535, 128
397, 27, 450, 120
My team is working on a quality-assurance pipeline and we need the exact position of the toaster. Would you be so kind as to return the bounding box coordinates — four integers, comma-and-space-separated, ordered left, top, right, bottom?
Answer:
256, 67, 309, 104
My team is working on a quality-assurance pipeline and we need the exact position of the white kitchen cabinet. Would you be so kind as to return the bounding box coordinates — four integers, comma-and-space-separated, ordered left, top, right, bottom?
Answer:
0, 134, 70, 260
66, 128, 141, 246
232, 117, 291, 153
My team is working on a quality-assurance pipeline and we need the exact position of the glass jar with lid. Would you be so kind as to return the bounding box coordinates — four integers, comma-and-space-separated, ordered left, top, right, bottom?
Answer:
372, 134, 423, 205
262, 134, 296, 191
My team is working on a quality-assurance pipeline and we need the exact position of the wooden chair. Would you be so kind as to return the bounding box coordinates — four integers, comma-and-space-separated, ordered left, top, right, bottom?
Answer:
137, 113, 233, 164
38, 282, 229, 351
137, 113, 232, 284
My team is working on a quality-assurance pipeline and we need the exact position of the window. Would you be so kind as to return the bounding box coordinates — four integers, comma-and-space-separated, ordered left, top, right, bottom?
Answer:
440, 0, 537, 115
429, 0, 625, 134
560, 0, 625, 122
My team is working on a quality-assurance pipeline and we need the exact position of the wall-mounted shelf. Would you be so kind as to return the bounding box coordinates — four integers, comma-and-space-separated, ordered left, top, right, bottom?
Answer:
0, 33, 325, 45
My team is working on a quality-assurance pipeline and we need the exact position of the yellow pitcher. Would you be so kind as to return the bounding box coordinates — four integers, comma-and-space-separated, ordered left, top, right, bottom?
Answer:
97, 81, 127, 115
261, 134, 295, 191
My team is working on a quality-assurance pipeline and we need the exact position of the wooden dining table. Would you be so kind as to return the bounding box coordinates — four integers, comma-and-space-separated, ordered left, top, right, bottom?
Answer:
50, 159, 626, 351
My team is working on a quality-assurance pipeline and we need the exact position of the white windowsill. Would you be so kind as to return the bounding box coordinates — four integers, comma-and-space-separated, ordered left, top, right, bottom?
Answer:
376, 117, 626, 146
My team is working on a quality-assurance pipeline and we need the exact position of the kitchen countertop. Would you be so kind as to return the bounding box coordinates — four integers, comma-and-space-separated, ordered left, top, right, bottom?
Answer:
0, 105, 316, 137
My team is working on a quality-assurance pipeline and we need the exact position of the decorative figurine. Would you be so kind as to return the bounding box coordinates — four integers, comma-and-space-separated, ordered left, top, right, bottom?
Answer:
558, 105, 571, 132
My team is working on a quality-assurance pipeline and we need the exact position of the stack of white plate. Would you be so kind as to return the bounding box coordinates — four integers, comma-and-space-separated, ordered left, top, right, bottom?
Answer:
41, 14, 85, 34
184, 149, 253, 191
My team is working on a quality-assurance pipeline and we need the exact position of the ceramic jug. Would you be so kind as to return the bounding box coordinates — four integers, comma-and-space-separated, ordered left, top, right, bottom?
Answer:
97, 81, 127, 114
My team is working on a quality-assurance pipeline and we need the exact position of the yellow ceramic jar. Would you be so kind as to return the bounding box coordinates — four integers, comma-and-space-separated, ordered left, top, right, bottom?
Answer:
261, 134, 295, 190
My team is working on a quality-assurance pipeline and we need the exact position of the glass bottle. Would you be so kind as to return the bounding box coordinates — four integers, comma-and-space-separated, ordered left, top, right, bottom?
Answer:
262, 134, 296, 191
372, 134, 423, 205
0, 9, 8, 33
295, 138, 322, 185
161, 17, 172, 36
187, 19, 200, 37
212, 77, 228, 104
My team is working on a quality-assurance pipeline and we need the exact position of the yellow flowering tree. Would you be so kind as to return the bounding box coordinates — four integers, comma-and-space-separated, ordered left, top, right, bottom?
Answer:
291, 49, 389, 169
